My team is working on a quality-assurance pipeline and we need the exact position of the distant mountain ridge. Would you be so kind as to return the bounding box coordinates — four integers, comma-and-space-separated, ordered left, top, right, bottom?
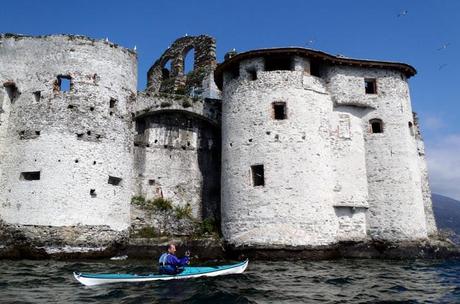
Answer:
432, 193, 460, 244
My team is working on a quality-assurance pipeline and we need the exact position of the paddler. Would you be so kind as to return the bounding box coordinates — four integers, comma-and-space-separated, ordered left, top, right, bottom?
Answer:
158, 243, 190, 275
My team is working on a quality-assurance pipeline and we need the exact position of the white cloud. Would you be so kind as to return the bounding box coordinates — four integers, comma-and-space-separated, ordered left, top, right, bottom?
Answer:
426, 134, 460, 201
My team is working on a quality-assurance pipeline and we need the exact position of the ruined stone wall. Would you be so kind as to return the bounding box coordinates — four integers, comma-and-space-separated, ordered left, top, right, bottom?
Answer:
146, 35, 219, 99
0, 35, 137, 237
326, 65, 429, 241
133, 92, 221, 223
221, 57, 342, 247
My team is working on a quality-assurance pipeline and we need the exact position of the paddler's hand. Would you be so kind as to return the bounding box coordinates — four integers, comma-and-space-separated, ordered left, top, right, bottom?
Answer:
185, 250, 190, 257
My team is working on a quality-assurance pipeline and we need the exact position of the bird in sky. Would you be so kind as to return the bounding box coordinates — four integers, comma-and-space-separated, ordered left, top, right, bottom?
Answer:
438, 64, 448, 70
397, 10, 408, 17
437, 43, 450, 51
306, 39, 315, 47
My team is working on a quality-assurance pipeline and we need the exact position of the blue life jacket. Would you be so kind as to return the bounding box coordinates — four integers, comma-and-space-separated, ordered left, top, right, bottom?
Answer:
159, 253, 169, 266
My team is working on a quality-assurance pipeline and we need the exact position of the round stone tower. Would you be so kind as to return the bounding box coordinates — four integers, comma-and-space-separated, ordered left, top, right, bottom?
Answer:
0, 34, 137, 247
215, 47, 433, 248
215, 50, 339, 247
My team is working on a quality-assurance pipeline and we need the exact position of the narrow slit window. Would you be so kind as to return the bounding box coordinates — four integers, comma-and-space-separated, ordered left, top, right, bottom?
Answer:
90, 189, 97, 197
251, 164, 265, 187
273, 102, 287, 120
20, 171, 40, 181
108, 176, 122, 186
408, 121, 414, 136
57, 75, 71, 92
365, 78, 377, 94
370, 119, 383, 134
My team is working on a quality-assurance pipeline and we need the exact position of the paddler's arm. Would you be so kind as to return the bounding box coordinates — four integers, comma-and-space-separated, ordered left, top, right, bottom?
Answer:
168, 254, 190, 266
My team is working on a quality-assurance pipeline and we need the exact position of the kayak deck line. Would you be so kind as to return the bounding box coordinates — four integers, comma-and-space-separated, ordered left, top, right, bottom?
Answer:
74, 259, 248, 286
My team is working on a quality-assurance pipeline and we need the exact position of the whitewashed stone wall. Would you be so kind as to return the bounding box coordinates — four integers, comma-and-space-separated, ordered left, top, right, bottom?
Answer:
222, 59, 342, 247
220, 54, 434, 247
0, 35, 137, 232
133, 93, 221, 220
326, 65, 429, 241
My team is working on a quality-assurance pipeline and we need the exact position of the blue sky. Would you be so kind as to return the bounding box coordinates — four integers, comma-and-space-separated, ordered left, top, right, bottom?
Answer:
1, 0, 459, 199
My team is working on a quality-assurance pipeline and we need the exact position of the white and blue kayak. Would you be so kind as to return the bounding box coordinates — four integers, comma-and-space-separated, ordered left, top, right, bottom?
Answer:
74, 259, 248, 286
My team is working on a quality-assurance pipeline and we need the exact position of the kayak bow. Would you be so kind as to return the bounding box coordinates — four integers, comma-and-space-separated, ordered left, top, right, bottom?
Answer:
74, 259, 248, 286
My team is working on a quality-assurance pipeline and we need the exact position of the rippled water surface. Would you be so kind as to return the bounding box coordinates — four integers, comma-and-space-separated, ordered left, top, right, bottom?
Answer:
0, 259, 459, 303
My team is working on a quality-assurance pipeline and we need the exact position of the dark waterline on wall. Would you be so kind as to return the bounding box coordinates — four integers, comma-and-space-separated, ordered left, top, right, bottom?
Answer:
0, 259, 459, 303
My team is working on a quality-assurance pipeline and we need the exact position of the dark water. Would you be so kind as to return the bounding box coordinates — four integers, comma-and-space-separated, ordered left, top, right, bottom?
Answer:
0, 259, 459, 303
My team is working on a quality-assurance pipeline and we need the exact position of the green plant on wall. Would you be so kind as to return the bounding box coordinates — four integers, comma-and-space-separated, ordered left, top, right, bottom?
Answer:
131, 196, 173, 212
131, 195, 146, 207
150, 197, 173, 211
174, 203, 193, 219
196, 217, 219, 236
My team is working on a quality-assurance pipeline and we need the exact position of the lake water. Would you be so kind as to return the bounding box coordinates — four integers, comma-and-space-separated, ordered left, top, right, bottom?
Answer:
0, 259, 459, 303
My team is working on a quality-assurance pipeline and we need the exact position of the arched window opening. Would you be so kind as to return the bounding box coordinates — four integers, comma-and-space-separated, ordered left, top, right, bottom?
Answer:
408, 121, 414, 136
369, 119, 383, 134
162, 59, 172, 80
183, 48, 195, 75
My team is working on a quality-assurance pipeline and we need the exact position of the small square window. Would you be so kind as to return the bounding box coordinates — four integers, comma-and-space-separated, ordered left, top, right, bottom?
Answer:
370, 119, 383, 133
108, 176, 122, 186
365, 78, 377, 94
251, 164, 264, 187
57, 75, 71, 92
110, 98, 117, 108
247, 69, 257, 81
273, 102, 287, 120
4, 82, 20, 102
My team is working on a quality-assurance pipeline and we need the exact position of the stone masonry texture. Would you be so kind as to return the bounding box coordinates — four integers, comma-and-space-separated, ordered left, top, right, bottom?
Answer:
0, 33, 438, 256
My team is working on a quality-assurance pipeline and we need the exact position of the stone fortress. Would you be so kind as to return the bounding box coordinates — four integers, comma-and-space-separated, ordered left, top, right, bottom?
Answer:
0, 33, 438, 256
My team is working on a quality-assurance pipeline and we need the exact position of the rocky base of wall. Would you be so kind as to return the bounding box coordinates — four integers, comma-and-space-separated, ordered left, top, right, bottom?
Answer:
226, 239, 460, 260
1, 220, 458, 260
126, 236, 225, 260
121, 237, 460, 261
0, 221, 127, 259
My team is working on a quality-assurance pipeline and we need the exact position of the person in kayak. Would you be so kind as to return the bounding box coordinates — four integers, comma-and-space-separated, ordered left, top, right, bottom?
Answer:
158, 243, 190, 275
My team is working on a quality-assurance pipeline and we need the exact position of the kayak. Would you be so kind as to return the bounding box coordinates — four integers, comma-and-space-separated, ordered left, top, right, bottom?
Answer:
74, 259, 248, 286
